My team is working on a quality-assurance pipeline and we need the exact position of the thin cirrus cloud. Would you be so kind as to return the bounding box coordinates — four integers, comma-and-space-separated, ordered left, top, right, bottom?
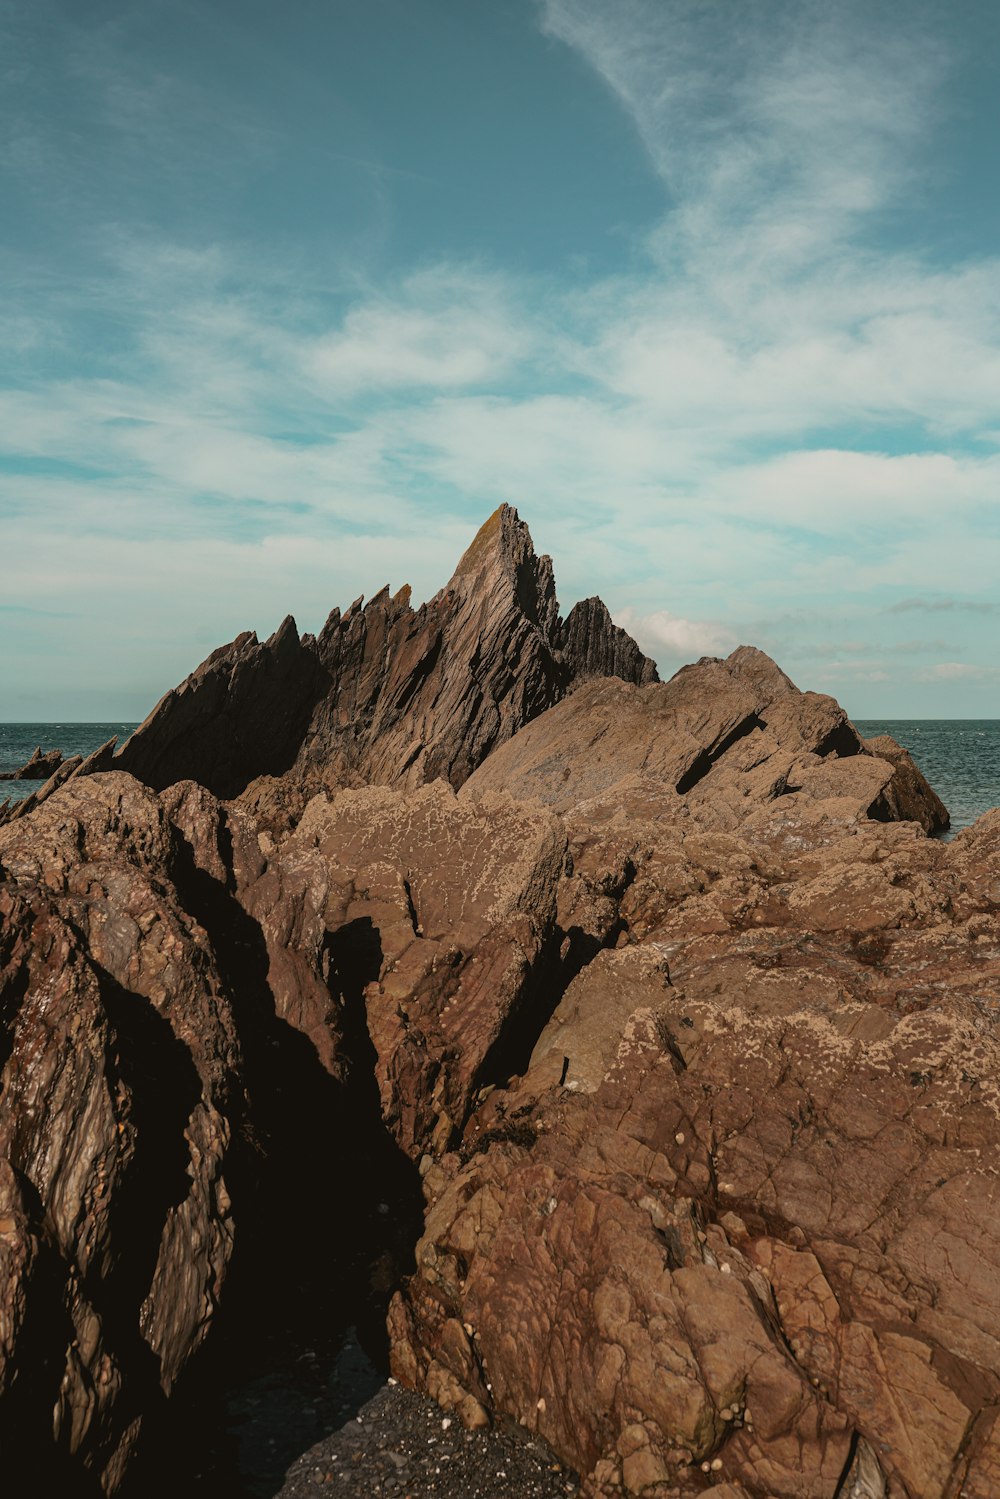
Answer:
917, 663, 1000, 682
0, 0, 998, 718
888, 598, 1000, 616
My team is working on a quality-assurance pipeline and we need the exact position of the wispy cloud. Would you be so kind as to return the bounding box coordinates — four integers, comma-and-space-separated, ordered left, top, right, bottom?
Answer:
540, 0, 944, 271
917, 662, 1000, 682
888, 597, 1000, 615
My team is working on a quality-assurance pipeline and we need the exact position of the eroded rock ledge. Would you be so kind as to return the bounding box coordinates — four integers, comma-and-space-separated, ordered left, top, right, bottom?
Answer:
1, 507, 981, 1499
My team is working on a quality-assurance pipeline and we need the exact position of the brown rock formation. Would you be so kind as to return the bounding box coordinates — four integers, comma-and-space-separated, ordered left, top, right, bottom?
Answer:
108, 505, 657, 801
112, 615, 325, 800
0, 507, 979, 1496
559, 596, 659, 687
238, 781, 567, 1157
390, 806, 1000, 1497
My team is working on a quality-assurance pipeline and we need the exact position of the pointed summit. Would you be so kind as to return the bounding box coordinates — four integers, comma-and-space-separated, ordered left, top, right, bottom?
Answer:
450, 503, 538, 587
450, 503, 521, 580
447, 503, 560, 636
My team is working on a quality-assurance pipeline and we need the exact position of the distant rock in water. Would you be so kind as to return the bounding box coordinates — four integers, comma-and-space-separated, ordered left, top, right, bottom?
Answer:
109, 504, 658, 801
0, 744, 64, 780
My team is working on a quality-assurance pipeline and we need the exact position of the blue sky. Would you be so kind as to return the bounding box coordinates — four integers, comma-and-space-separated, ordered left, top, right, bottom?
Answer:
2, 0, 999, 720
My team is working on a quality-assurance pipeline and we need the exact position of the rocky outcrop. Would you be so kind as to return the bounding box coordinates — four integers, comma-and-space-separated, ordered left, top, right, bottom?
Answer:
0, 507, 977, 1495
114, 616, 325, 800
863, 732, 950, 831
390, 802, 1000, 1497
0, 744, 65, 780
559, 597, 659, 688
108, 506, 657, 802
391, 976, 1000, 1498
238, 781, 568, 1158
463, 645, 948, 835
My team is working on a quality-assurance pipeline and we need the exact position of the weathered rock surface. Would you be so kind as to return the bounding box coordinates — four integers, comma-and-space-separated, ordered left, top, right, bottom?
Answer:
390, 777, 999, 1497
463, 646, 948, 835
113, 615, 326, 801
109, 505, 657, 803
392, 983, 1000, 1497
238, 781, 568, 1157
560, 597, 659, 688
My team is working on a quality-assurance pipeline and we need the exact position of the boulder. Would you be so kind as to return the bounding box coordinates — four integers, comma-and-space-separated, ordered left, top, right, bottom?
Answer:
238, 781, 568, 1157
391, 916, 1000, 1497
392, 689, 992, 1497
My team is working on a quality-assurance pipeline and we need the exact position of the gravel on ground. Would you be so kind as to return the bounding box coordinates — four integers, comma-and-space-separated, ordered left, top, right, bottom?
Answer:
276, 1379, 580, 1499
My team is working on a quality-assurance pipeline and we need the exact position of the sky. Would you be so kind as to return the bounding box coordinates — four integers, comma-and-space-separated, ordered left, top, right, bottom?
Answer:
1, 0, 999, 720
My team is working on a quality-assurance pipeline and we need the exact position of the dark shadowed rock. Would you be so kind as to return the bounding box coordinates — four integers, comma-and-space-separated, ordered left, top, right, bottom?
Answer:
0, 772, 245, 1492
114, 615, 324, 798
238, 781, 567, 1158
560, 597, 659, 687
863, 732, 950, 832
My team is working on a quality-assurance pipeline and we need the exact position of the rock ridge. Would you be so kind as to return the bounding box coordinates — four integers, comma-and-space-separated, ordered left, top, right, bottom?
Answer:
101, 504, 659, 803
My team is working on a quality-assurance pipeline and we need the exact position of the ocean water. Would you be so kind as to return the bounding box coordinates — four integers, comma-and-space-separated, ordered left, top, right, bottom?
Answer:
0, 723, 138, 804
856, 719, 999, 835
1, 719, 998, 833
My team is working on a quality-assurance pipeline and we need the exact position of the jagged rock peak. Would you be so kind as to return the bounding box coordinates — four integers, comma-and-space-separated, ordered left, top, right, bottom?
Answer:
561, 596, 659, 687
31, 508, 657, 807
447, 503, 560, 638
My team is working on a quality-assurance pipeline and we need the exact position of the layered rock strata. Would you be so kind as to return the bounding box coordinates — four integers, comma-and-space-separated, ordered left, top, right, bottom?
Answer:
463, 645, 949, 835
390, 665, 993, 1497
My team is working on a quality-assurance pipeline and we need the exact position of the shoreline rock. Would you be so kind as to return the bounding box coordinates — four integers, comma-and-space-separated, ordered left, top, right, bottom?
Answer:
0, 744, 65, 780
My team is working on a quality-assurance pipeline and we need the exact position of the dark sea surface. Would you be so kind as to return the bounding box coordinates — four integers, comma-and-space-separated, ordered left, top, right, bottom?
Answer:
0, 722, 138, 803
856, 719, 1000, 836
1, 720, 998, 834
